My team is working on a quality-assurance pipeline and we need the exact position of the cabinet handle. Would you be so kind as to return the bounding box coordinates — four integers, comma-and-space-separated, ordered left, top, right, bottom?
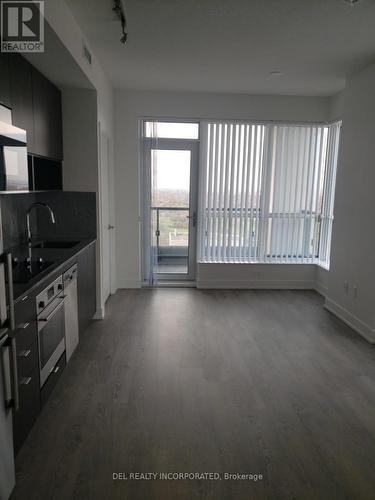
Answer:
17, 322, 30, 330
21, 295, 29, 302
18, 349, 31, 358
53, 366, 59, 374
20, 377, 32, 386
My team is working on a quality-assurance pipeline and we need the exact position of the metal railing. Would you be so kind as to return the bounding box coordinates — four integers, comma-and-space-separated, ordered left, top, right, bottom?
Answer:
151, 207, 189, 259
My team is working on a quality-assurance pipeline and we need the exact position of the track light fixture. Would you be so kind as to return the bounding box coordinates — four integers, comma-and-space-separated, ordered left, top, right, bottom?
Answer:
112, 0, 128, 44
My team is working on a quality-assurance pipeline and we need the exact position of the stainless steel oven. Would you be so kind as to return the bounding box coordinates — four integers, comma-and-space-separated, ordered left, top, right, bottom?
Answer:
36, 276, 65, 387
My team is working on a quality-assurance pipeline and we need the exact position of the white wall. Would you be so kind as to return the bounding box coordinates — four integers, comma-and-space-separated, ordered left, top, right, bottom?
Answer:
62, 88, 98, 192
114, 89, 331, 288
313, 90, 345, 298
198, 264, 316, 289
329, 91, 344, 122
324, 63, 375, 343
41, 0, 116, 315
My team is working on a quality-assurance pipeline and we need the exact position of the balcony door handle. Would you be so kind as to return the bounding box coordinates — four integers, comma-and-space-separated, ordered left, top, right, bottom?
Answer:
186, 212, 197, 227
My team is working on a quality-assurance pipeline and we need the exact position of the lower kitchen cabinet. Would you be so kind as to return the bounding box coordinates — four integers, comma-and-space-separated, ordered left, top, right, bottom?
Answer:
11, 242, 96, 453
41, 353, 66, 407
13, 367, 40, 454
13, 293, 40, 454
77, 242, 96, 333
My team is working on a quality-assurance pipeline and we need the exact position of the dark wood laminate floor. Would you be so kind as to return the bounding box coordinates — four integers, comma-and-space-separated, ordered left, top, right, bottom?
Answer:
10, 289, 375, 500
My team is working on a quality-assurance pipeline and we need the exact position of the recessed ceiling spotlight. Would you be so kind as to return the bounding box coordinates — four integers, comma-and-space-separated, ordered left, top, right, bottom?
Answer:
269, 71, 283, 76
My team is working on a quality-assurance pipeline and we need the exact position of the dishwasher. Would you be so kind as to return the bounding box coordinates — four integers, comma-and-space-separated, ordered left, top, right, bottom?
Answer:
63, 264, 79, 362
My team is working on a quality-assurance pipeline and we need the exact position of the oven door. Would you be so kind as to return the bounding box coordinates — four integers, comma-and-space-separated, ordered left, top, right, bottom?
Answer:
38, 297, 65, 387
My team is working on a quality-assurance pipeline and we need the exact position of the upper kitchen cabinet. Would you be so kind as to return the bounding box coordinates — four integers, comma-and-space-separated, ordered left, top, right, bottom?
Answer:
0, 54, 12, 108
8, 54, 35, 152
4, 55, 63, 161
32, 68, 63, 161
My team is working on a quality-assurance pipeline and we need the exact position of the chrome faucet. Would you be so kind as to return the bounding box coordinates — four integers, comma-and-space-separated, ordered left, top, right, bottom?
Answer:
26, 203, 56, 245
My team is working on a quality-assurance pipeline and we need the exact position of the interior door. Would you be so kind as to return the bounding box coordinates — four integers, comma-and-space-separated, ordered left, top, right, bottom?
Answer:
99, 125, 111, 304
144, 139, 199, 281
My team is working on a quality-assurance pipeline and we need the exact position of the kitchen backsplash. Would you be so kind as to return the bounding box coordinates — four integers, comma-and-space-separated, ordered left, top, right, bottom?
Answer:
0, 191, 97, 250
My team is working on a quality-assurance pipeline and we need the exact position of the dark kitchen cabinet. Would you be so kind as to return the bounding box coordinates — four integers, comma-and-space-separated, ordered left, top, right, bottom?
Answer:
32, 68, 63, 160
40, 352, 66, 407
77, 242, 96, 333
3, 54, 63, 162
13, 367, 40, 454
8, 54, 35, 152
13, 292, 40, 454
0, 53, 11, 108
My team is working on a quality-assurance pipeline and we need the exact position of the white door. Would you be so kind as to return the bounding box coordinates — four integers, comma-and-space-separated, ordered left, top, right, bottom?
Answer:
99, 126, 111, 304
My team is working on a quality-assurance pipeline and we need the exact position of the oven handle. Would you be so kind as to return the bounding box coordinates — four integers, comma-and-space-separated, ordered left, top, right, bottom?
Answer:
38, 297, 65, 324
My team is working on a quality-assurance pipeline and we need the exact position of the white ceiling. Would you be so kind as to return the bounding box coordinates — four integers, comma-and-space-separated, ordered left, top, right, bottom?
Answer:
66, 0, 375, 96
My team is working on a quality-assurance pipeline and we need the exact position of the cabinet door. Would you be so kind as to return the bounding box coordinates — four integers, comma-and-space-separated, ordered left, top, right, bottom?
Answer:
32, 68, 63, 160
40, 353, 66, 407
77, 243, 96, 333
9, 54, 35, 152
13, 367, 40, 454
0, 53, 11, 108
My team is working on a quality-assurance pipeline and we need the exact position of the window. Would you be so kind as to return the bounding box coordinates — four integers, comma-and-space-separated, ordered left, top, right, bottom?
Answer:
197, 121, 340, 268
144, 121, 199, 140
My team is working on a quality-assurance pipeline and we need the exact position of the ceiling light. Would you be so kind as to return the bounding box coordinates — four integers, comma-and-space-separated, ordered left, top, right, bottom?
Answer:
269, 71, 283, 77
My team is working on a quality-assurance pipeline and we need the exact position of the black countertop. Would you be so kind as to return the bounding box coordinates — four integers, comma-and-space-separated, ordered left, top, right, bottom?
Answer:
7, 238, 96, 303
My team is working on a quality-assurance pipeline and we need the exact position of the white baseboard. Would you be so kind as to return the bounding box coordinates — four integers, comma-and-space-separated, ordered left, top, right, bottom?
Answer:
196, 279, 316, 289
150, 281, 197, 288
315, 281, 328, 297
93, 306, 105, 320
324, 298, 375, 344
117, 280, 142, 289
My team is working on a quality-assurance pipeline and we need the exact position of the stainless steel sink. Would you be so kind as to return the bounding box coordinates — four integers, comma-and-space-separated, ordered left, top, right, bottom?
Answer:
32, 240, 81, 249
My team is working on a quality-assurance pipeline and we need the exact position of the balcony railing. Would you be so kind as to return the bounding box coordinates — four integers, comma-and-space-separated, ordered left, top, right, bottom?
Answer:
151, 207, 189, 272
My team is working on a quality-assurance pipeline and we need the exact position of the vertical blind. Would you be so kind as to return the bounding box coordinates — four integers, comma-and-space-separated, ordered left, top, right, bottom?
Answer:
198, 121, 340, 267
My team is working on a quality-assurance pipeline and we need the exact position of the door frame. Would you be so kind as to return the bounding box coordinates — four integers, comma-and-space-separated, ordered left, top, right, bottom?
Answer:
142, 137, 199, 282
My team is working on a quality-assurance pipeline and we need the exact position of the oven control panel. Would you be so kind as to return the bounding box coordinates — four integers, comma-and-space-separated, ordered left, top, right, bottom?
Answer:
36, 275, 63, 315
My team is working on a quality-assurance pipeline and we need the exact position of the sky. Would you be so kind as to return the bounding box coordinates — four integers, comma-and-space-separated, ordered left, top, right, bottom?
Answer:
152, 149, 191, 191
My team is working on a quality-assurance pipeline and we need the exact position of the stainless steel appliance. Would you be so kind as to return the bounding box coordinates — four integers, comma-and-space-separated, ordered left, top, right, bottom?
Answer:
0, 212, 16, 499
0, 120, 28, 191
63, 265, 79, 362
36, 276, 66, 387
